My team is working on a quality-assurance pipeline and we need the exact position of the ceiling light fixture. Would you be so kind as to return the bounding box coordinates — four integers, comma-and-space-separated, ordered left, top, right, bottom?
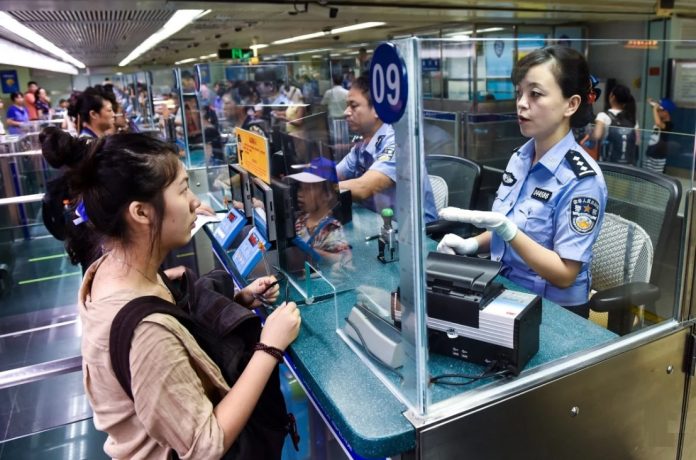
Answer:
174, 57, 198, 65
250, 44, 269, 50
271, 22, 385, 46
0, 12, 85, 68
119, 9, 211, 67
0, 36, 78, 74
477, 27, 505, 33
330, 22, 384, 34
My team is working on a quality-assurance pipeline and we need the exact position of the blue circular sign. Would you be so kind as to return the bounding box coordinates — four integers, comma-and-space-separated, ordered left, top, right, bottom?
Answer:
369, 43, 408, 124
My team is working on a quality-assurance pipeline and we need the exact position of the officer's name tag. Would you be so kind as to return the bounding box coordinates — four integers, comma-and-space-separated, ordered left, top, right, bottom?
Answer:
531, 187, 552, 202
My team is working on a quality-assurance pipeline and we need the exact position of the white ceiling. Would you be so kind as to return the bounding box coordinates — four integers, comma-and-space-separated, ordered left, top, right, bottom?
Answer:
0, 0, 694, 69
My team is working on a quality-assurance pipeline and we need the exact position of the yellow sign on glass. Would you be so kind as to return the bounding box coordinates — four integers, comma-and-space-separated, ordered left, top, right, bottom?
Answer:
236, 127, 271, 185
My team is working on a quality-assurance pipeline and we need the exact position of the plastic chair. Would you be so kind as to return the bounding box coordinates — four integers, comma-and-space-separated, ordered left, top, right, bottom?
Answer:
589, 213, 660, 335
425, 155, 481, 210
428, 174, 449, 212
598, 162, 681, 283
424, 155, 482, 238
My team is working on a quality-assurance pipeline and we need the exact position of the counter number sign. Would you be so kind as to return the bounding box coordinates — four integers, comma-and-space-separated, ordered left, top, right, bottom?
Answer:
370, 43, 408, 124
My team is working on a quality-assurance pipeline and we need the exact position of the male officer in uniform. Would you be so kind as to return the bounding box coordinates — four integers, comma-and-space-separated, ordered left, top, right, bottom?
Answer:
336, 76, 438, 223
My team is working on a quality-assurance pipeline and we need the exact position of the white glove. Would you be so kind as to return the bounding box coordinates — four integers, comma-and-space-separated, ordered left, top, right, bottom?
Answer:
438, 207, 518, 242
437, 233, 479, 255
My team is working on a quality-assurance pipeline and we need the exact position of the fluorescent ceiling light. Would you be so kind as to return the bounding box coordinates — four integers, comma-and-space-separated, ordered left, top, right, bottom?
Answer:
0, 37, 77, 74
272, 32, 327, 45
330, 53, 342, 57
199, 53, 217, 59
330, 22, 385, 34
477, 27, 504, 33
445, 30, 473, 37
119, 9, 210, 67
250, 44, 268, 50
271, 22, 385, 46
175, 57, 197, 65
0, 11, 85, 68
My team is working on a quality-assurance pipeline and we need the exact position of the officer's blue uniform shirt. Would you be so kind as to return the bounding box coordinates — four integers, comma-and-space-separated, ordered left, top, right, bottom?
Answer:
336, 123, 438, 223
491, 130, 608, 307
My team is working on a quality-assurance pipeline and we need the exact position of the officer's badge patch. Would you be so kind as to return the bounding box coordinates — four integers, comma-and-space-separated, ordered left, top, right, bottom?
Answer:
570, 197, 600, 234
377, 147, 395, 162
502, 171, 517, 186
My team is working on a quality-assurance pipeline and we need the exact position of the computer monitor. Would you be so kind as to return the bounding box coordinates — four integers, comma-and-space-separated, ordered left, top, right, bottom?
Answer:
250, 176, 296, 244
228, 163, 253, 218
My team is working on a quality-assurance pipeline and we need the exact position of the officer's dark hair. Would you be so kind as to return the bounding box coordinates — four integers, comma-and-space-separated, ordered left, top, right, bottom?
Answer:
351, 75, 372, 107
511, 45, 594, 128
10, 91, 22, 102
609, 84, 636, 125
40, 126, 180, 260
332, 73, 343, 86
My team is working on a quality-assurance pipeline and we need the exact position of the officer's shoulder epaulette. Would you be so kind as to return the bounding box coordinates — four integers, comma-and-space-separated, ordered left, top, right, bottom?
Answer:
564, 149, 597, 179
512, 145, 522, 155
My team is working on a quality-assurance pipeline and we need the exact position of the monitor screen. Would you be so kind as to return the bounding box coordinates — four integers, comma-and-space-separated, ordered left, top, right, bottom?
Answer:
251, 177, 274, 242
228, 163, 252, 217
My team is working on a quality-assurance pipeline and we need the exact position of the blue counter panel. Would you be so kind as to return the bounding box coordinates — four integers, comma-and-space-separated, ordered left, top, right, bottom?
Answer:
208, 206, 619, 458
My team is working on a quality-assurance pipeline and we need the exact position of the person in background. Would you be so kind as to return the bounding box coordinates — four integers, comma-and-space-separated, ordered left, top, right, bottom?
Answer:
437, 45, 607, 318
274, 88, 305, 137
357, 47, 372, 74
0, 99, 6, 135
24, 81, 39, 121
322, 73, 349, 121
292, 172, 351, 265
591, 84, 639, 164
61, 93, 78, 135
68, 86, 115, 139
6, 92, 28, 135
337, 75, 438, 223
644, 97, 676, 173
42, 128, 301, 458
34, 87, 52, 120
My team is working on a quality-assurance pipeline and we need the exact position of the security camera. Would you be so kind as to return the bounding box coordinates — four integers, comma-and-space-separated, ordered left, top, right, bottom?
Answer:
333, 35, 340, 41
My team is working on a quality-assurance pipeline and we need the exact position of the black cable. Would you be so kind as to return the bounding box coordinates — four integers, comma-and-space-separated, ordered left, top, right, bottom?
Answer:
429, 361, 513, 386
343, 316, 403, 381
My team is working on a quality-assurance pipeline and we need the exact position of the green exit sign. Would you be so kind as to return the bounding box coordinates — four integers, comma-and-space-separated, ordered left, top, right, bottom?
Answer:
218, 48, 252, 59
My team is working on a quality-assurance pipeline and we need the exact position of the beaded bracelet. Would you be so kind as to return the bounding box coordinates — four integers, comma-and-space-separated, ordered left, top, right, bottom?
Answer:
253, 342, 284, 362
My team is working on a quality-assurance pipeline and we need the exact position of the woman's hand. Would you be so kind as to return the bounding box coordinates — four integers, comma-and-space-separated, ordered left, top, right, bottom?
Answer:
195, 202, 216, 216
439, 208, 518, 242
260, 301, 301, 351
436, 233, 479, 255
163, 265, 187, 280
235, 276, 279, 308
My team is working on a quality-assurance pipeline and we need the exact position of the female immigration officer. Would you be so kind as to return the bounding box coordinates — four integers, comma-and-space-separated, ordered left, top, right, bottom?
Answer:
437, 45, 607, 318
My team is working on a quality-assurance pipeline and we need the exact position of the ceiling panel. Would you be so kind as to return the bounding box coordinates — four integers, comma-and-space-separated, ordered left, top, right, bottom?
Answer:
7, 10, 174, 67
0, 1, 695, 70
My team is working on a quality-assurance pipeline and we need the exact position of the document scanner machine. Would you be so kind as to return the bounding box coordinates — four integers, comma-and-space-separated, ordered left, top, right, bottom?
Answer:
393, 252, 542, 375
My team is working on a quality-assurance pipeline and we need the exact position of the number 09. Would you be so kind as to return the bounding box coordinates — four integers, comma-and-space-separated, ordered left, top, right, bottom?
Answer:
372, 62, 401, 107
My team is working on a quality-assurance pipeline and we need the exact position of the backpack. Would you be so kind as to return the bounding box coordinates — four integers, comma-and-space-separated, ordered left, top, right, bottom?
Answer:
42, 174, 71, 241
109, 269, 299, 460
603, 111, 637, 164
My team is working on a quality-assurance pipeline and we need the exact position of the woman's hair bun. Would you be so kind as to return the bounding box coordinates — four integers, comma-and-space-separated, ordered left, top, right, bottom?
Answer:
40, 126, 91, 169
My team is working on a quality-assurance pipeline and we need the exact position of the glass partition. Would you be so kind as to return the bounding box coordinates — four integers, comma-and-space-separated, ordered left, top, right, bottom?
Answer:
324, 36, 696, 418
